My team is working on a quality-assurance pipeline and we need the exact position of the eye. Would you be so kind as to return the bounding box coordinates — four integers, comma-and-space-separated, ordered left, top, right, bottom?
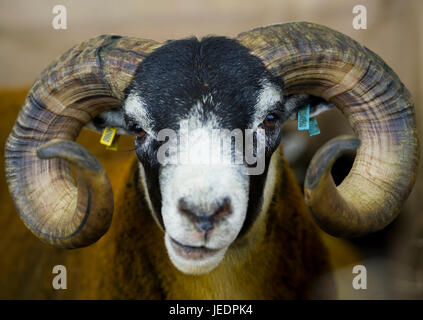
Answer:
128, 122, 146, 138
262, 113, 280, 128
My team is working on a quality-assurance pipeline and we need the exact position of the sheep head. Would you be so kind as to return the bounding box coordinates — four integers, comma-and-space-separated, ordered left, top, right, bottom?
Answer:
5, 23, 419, 275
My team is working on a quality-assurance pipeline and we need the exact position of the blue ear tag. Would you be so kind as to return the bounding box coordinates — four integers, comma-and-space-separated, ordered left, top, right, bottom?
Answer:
297, 104, 310, 131
308, 117, 320, 136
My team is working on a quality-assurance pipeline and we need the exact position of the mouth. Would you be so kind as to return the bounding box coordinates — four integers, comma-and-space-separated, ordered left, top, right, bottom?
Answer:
164, 233, 230, 274
169, 237, 221, 260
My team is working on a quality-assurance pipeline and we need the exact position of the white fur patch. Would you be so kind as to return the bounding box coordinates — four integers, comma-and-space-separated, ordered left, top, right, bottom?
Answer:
251, 79, 282, 128
124, 92, 156, 137
156, 102, 250, 274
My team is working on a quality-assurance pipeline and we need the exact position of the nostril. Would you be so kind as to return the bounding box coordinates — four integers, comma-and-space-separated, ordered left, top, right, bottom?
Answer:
213, 197, 232, 220
198, 217, 213, 232
177, 197, 232, 232
178, 198, 195, 218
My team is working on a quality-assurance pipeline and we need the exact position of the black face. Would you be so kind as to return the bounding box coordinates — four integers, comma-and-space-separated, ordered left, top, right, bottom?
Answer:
124, 36, 285, 237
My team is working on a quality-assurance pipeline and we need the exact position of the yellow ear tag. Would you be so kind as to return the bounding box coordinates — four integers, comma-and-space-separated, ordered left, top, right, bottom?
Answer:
100, 127, 119, 151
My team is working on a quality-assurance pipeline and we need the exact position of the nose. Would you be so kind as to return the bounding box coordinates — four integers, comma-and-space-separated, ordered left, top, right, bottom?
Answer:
178, 197, 232, 232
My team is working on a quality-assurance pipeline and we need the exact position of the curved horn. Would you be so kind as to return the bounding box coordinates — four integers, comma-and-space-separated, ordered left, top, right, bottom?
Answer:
5, 35, 161, 248
237, 22, 419, 237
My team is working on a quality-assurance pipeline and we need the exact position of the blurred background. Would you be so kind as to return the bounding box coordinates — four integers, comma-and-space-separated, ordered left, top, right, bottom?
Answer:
0, 0, 422, 299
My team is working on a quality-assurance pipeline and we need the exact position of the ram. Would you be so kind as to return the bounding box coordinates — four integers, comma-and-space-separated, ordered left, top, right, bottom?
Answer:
4, 22, 419, 299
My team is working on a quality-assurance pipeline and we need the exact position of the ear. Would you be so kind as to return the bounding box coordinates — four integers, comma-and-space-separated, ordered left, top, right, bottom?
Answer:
85, 108, 131, 135
284, 94, 334, 121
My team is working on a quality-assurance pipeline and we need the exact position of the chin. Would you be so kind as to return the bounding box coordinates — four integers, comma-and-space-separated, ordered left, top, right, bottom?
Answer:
164, 233, 229, 275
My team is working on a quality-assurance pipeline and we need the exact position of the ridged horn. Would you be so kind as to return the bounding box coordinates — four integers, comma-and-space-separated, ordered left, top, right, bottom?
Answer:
237, 22, 419, 237
5, 35, 161, 248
